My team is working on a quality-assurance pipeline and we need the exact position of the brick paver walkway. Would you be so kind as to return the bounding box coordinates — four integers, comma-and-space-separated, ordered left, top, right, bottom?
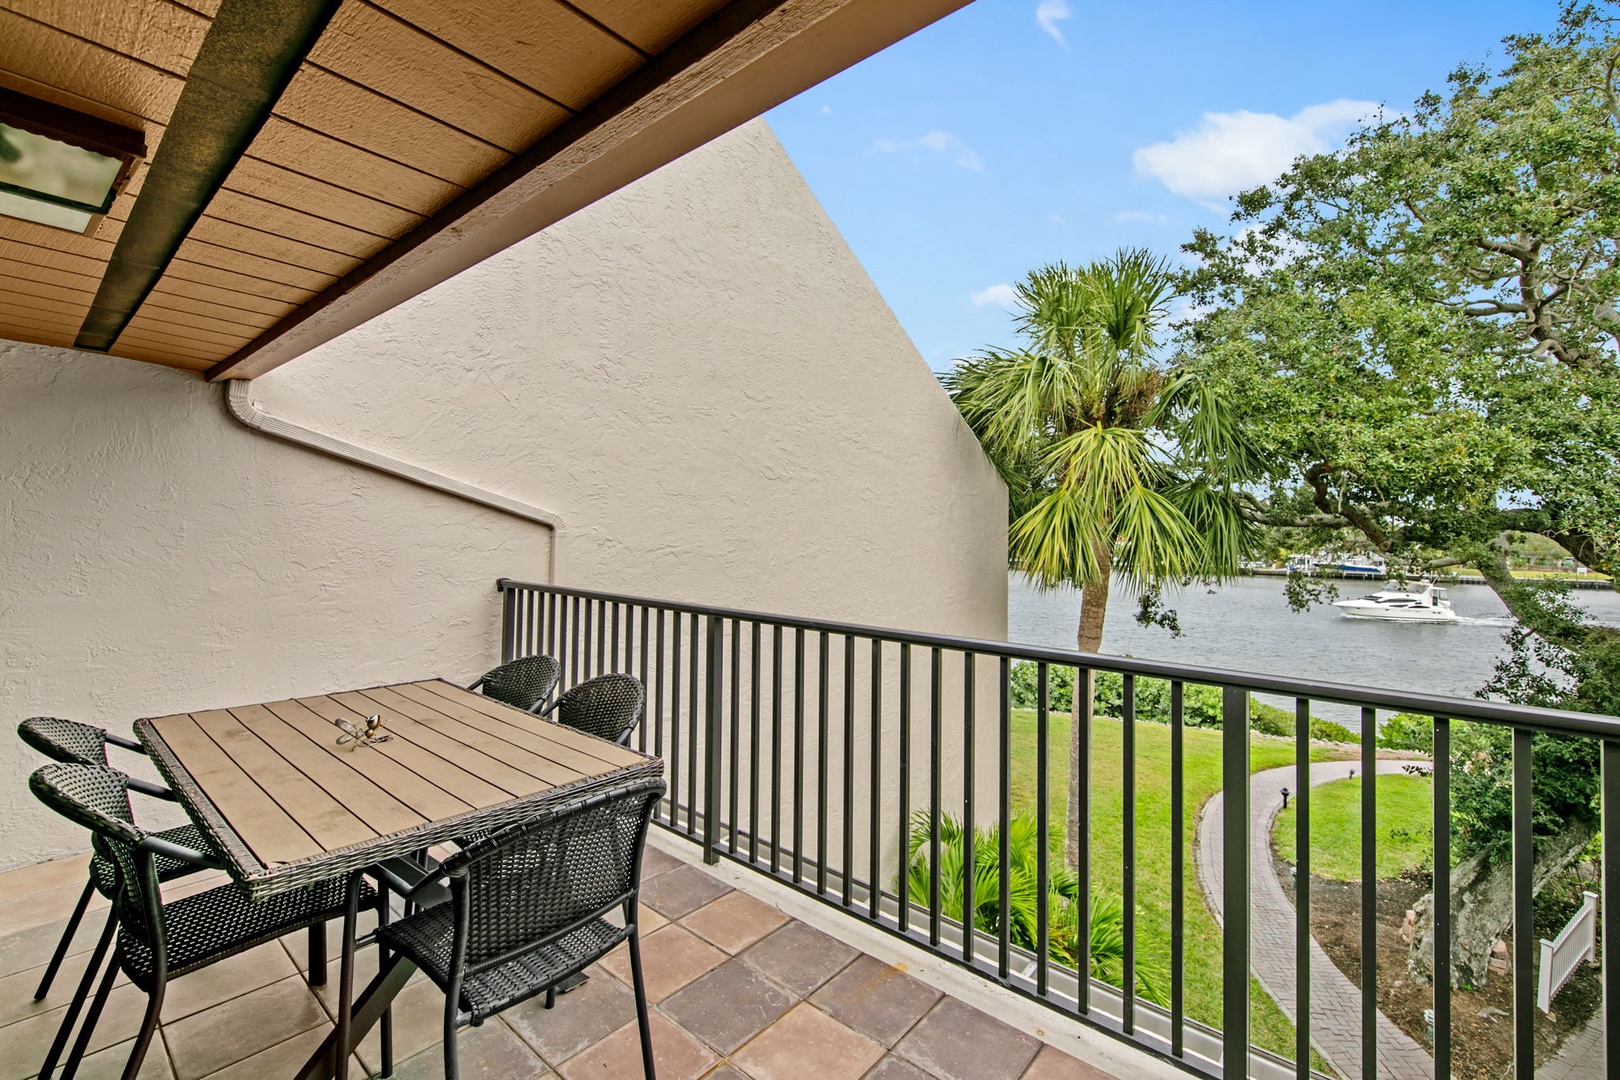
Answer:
1198, 759, 1434, 1080
1540, 1011, 1605, 1080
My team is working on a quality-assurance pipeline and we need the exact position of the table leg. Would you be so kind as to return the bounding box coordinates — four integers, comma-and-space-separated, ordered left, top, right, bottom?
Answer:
293, 953, 416, 1080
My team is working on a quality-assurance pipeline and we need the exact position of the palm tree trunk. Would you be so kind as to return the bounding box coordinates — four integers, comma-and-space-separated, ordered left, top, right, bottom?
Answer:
1066, 545, 1111, 870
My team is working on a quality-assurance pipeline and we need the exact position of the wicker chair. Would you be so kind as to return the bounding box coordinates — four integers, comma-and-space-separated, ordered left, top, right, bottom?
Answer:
541, 673, 645, 747
15, 717, 317, 1004
368, 776, 665, 1080
467, 655, 560, 713
27, 762, 379, 1080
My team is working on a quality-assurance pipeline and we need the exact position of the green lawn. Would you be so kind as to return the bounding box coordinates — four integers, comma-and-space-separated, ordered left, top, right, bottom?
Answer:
1274, 774, 1433, 880
1008, 708, 1334, 1063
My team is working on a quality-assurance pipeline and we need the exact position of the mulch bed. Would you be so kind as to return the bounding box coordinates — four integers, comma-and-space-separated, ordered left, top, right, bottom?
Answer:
1274, 855, 1600, 1080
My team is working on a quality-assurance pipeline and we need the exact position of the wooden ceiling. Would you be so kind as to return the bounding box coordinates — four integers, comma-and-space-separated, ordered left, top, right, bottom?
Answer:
0, 0, 971, 379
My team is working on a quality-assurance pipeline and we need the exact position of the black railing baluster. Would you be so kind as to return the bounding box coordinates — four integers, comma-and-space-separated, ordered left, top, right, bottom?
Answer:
1122, 673, 1136, 1034
1036, 662, 1050, 997
704, 615, 723, 865
843, 634, 856, 909
1433, 716, 1450, 1080
962, 652, 976, 966
929, 647, 943, 948
1295, 698, 1311, 1080
1077, 665, 1091, 1013
1512, 728, 1534, 1078
1170, 681, 1185, 1058
1362, 705, 1377, 1080
571, 595, 581, 684
599, 600, 609, 674
898, 641, 912, 934
1222, 686, 1250, 1080
772, 625, 784, 874
818, 631, 831, 897
998, 656, 1012, 981
638, 607, 650, 754
750, 621, 762, 866
670, 611, 682, 828
688, 612, 700, 838
730, 618, 741, 855
870, 639, 883, 923
794, 628, 806, 885
611, 602, 621, 671
653, 609, 665, 761
499, 585, 516, 665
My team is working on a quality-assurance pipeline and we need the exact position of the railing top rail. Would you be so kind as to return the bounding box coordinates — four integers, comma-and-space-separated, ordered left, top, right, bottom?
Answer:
497, 578, 1620, 738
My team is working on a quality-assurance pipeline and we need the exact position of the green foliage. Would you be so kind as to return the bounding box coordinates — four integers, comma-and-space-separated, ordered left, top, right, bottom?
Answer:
1377, 713, 1435, 754
941, 251, 1261, 600
906, 811, 1169, 1005
1447, 720, 1600, 859
1309, 718, 1357, 743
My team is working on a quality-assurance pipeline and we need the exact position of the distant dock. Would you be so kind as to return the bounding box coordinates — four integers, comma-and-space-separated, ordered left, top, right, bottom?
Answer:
1240, 567, 1614, 590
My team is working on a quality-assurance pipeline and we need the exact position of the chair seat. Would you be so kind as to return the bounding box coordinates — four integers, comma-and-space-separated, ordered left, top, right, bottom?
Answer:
90, 824, 212, 897
378, 903, 626, 1021
120, 876, 373, 990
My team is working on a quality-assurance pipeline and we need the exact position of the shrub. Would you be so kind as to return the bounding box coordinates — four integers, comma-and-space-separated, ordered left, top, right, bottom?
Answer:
1310, 718, 1357, 743
1376, 712, 1433, 754
906, 811, 1169, 1005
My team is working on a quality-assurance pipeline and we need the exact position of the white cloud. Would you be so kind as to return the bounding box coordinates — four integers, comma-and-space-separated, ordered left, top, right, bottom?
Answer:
872, 130, 985, 172
1133, 99, 1381, 204
972, 283, 1019, 310
820, 104, 832, 115
1046, 213, 1065, 226
1114, 209, 1168, 223
1035, 0, 1072, 45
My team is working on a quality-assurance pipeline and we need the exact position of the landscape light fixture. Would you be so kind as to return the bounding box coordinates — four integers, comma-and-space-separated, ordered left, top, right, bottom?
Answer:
0, 89, 144, 236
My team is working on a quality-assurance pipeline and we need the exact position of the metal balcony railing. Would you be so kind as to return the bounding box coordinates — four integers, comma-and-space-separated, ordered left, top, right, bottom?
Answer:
495, 578, 1618, 1080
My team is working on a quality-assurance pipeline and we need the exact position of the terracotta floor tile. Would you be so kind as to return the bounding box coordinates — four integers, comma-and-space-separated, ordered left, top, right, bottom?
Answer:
52, 1035, 173, 1080
810, 955, 941, 1047
193, 1027, 343, 1080
0, 855, 90, 906
641, 846, 684, 880
0, 881, 109, 939
390, 1019, 550, 1080
504, 962, 636, 1065
159, 941, 297, 1023
640, 865, 732, 920
557, 1009, 716, 1080
1019, 1045, 1118, 1080
731, 1003, 884, 1080
680, 891, 789, 955
739, 921, 857, 998
163, 975, 327, 1080
893, 998, 1041, 1080
862, 1055, 932, 1080
0, 916, 103, 981
0, 979, 157, 1080
597, 926, 724, 1003
660, 959, 795, 1054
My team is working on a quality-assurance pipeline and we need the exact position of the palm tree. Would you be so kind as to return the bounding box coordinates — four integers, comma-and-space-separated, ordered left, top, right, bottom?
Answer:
943, 249, 1257, 868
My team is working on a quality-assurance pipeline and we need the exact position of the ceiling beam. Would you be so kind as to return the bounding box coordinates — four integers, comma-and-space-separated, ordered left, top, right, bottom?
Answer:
75, 0, 339, 352
205, 0, 972, 381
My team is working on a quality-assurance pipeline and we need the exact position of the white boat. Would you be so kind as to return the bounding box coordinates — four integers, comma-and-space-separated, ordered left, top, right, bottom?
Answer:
1332, 581, 1457, 622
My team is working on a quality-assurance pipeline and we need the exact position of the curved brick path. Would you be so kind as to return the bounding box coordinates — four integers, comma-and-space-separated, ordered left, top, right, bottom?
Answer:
1198, 759, 1434, 1080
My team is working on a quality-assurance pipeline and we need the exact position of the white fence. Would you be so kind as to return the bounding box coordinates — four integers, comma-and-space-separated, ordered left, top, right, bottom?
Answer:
1538, 891, 1599, 1013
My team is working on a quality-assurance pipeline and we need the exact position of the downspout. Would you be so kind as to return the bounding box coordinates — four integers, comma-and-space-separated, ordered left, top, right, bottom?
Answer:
224, 379, 564, 582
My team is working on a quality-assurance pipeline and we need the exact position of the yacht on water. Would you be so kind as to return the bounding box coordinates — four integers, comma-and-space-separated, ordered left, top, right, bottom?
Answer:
1332, 581, 1457, 622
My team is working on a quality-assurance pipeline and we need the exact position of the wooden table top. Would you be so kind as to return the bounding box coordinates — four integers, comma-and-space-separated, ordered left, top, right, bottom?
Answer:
136, 679, 661, 897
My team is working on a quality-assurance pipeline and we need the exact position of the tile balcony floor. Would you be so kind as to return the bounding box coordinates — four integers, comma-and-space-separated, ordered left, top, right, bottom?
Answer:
0, 841, 1123, 1080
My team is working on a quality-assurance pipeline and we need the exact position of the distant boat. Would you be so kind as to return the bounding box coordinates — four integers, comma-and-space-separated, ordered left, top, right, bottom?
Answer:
1331, 552, 1388, 578
1285, 554, 1318, 575
1332, 581, 1457, 622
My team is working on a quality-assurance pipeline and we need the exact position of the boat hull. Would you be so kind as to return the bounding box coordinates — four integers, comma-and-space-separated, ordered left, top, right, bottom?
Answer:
1333, 603, 1456, 623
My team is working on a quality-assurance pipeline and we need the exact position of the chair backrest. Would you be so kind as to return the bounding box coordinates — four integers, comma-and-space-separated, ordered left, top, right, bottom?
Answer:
18, 717, 112, 767
553, 674, 645, 746
444, 776, 664, 975
28, 763, 161, 941
472, 656, 560, 713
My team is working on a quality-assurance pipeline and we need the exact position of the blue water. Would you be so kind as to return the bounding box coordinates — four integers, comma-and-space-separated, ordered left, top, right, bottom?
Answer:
1006, 573, 1620, 728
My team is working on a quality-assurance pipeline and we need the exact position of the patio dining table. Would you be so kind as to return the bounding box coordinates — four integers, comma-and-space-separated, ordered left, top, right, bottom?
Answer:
135, 677, 663, 1079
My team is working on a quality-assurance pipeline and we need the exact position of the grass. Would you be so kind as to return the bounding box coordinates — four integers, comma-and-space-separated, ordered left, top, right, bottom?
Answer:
1008, 707, 1336, 1062
1274, 774, 1434, 881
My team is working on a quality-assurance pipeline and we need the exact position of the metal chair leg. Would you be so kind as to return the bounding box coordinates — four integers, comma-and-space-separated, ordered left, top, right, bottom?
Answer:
38, 906, 116, 1080
35, 879, 95, 1000
627, 930, 657, 1080
115, 967, 165, 1080
442, 999, 460, 1080
307, 921, 327, 987
376, 881, 393, 1078
334, 876, 362, 1080
58, 944, 121, 1080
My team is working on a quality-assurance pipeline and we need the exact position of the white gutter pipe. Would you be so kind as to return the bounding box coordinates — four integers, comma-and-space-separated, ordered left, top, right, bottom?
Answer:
224, 379, 564, 581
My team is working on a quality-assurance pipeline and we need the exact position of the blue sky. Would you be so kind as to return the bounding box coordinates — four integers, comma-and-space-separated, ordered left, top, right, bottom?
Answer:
766, 0, 1563, 369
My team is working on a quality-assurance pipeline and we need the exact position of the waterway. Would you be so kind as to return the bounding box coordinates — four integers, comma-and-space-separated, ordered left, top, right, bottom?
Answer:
1007, 573, 1620, 729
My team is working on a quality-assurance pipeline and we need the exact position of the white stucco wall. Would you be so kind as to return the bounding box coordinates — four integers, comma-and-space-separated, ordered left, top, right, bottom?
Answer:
1, 119, 1005, 869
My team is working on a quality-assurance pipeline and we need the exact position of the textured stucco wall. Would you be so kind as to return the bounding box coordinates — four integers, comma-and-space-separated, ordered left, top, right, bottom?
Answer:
1, 119, 1005, 869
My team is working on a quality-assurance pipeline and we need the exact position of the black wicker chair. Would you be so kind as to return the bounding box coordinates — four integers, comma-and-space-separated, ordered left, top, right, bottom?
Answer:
15, 717, 282, 1003
367, 777, 665, 1080
27, 762, 379, 1080
467, 655, 561, 714
541, 673, 645, 747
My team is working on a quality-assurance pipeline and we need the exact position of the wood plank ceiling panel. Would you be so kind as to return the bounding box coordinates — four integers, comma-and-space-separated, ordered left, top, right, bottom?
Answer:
568, 0, 733, 53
